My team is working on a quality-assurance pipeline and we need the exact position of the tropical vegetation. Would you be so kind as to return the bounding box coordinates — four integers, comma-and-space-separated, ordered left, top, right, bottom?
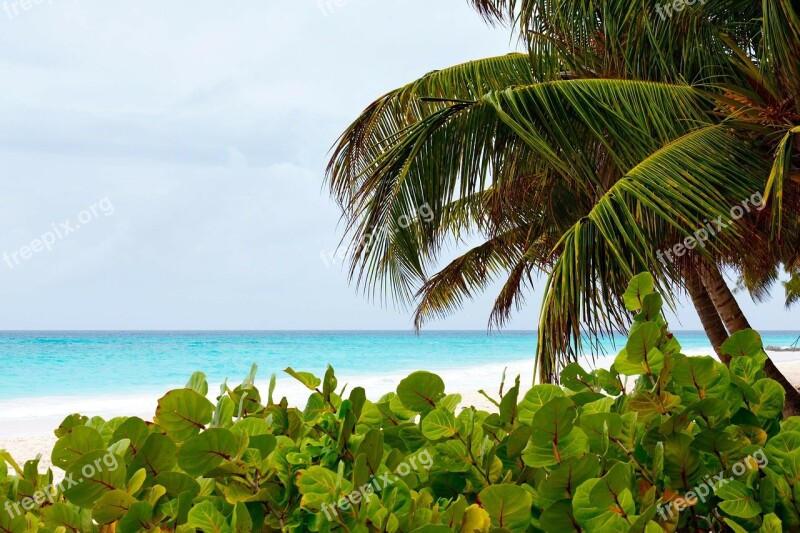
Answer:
0, 273, 797, 531
326, 0, 800, 411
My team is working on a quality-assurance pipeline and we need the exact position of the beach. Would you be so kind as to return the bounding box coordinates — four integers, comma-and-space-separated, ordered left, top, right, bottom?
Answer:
4, 349, 800, 473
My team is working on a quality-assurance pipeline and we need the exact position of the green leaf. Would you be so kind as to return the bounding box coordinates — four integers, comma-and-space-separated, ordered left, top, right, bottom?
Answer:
93, 490, 137, 524
63, 451, 127, 507
51, 425, 105, 469
186, 371, 209, 396
156, 388, 215, 442
625, 322, 661, 363
187, 501, 231, 533
478, 484, 532, 532
523, 427, 588, 468
722, 329, 765, 359
664, 433, 701, 487
560, 363, 597, 392
232, 501, 253, 533
518, 384, 565, 425
751, 379, 785, 419
759, 513, 783, 532
539, 499, 580, 533
522, 397, 587, 466
672, 356, 718, 393
284, 367, 321, 390
635, 292, 663, 322
623, 272, 655, 311
118, 501, 155, 533
421, 408, 458, 440
297, 465, 352, 510
177, 428, 238, 476
0, 499, 25, 533
43, 503, 82, 531
539, 455, 601, 505
716, 480, 762, 518
572, 478, 631, 532
396, 371, 446, 413
129, 432, 177, 477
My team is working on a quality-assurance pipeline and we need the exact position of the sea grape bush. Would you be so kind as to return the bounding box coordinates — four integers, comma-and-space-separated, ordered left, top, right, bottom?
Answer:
0, 272, 798, 531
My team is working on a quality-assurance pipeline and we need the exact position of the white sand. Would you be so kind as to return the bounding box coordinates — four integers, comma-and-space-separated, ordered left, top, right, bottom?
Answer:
3, 352, 799, 473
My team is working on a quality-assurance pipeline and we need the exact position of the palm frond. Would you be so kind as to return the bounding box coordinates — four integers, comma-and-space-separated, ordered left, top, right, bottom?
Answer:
535, 125, 772, 382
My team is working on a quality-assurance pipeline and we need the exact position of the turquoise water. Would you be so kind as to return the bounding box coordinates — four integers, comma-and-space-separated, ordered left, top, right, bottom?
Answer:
1, 330, 798, 400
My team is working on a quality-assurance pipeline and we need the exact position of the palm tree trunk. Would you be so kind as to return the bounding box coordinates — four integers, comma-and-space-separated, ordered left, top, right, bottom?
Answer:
699, 266, 752, 332
684, 267, 731, 364
700, 265, 800, 417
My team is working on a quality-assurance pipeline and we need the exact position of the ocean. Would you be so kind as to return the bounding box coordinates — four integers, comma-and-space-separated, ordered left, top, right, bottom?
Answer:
3, 330, 799, 400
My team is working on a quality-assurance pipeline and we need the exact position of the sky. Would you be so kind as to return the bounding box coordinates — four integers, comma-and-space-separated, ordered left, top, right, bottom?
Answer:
0, 0, 795, 331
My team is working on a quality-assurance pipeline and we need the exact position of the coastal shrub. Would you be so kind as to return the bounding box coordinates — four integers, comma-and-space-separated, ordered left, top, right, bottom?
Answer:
0, 273, 797, 532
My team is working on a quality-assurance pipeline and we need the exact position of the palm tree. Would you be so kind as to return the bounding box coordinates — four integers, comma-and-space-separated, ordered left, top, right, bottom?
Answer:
326, 1, 800, 411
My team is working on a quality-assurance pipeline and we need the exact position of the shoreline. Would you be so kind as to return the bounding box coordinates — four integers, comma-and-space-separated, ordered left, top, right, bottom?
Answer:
4, 351, 800, 472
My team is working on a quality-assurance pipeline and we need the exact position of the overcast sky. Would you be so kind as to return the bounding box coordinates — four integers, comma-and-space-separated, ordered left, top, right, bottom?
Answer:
0, 0, 794, 330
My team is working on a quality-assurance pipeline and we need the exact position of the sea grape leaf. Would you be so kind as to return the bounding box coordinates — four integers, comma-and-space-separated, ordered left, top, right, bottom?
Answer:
232, 501, 253, 533
421, 408, 458, 441
297, 465, 352, 509
751, 379, 785, 419
177, 428, 238, 476
625, 322, 662, 363
579, 412, 622, 452
716, 480, 762, 518
664, 433, 701, 487
460, 503, 491, 532
93, 490, 137, 524
560, 363, 597, 392
55, 413, 90, 438
156, 388, 215, 442
581, 397, 615, 415
572, 478, 631, 532
187, 501, 231, 533
51, 425, 105, 470
635, 292, 663, 322
153, 472, 200, 499
499, 375, 520, 425
730, 356, 763, 385
129, 432, 177, 478
626, 390, 680, 421
43, 503, 82, 531
111, 417, 150, 458
523, 427, 588, 468
185, 371, 209, 396
614, 349, 646, 377
518, 385, 565, 425
478, 484, 532, 532
283, 368, 321, 390
596, 368, 623, 395
766, 432, 800, 468
539, 499, 579, 533
623, 272, 655, 311
722, 329, 765, 360
396, 371, 446, 413
671, 356, 719, 397
63, 451, 127, 507
759, 513, 782, 532
539, 455, 601, 505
